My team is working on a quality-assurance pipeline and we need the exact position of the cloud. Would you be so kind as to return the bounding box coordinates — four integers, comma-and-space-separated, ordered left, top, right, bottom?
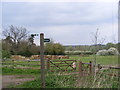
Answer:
1, 0, 119, 2
28, 21, 118, 45
2, 2, 118, 26
2, 2, 118, 45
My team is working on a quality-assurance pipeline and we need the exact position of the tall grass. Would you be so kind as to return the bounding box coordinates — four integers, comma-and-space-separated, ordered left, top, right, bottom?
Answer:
75, 70, 119, 88
9, 69, 119, 88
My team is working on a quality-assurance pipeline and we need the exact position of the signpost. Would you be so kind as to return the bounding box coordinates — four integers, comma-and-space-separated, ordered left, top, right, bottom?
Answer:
40, 33, 45, 88
44, 38, 50, 42
40, 33, 50, 88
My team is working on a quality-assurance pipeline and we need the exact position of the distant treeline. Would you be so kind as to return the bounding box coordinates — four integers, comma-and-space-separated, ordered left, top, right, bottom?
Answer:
1, 25, 65, 59
64, 43, 119, 55
65, 51, 93, 55
1, 25, 120, 58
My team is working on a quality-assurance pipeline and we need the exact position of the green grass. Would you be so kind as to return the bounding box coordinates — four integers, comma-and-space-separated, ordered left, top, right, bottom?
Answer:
9, 72, 77, 88
2, 55, 118, 66
9, 70, 119, 88
2, 55, 118, 75
2, 60, 40, 64
70, 55, 118, 65
2, 67, 40, 75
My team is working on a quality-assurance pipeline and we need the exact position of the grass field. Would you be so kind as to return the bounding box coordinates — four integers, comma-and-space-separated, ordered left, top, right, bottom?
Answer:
2, 55, 118, 65
70, 55, 118, 65
2, 55, 119, 88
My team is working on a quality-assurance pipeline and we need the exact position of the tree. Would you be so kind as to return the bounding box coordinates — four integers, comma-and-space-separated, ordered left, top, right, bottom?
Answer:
91, 28, 106, 60
53, 43, 65, 55
44, 43, 54, 55
2, 25, 29, 44
28, 34, 38, 45
91, 28, 106, 52
45, 43, 65, 55
106, 43, 115, 49
2, 25, 29, 54
90, 28, 106, 75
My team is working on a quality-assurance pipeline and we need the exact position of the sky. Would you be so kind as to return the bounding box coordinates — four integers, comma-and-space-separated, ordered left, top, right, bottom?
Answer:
1, 0, 119, 45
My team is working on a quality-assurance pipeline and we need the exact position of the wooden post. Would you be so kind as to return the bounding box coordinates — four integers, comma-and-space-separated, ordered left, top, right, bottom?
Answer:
97, 64, 101, 72
91, 61, 95, 76
78, 61, 83, 76
40, 33, 45, 88
75, 60, 77, 71
89, 61, 92, 75
46, 58, 50, 70
12, 60, 14, 69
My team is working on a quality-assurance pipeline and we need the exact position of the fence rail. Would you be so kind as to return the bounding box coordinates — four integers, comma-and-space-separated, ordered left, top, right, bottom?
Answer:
1, 63, 41, 66
2, 59, 120, 77
2, 59, 77, 72
48, 60, 77, 72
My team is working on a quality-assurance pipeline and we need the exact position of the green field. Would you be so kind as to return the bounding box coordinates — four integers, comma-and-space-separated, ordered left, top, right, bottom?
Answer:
2, 55, 118, 65
70, 55, 118, 65
2, 55, 119, 75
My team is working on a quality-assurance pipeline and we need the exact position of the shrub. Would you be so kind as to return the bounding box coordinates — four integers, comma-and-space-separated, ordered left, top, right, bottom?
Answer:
45, 43, 65, 55
107, 47, 119, 55
96, 49, 108, 56
2, 50, 11, 59
96, 47, 119, 56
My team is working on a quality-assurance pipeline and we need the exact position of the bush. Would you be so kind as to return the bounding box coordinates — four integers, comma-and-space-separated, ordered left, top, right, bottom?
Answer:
17, 48, 33, 57
96, 49, 108, 56
96, 47, 119, 56
2, 50, 11, 59
107, 47, 119, 55
45, 43, 65, 55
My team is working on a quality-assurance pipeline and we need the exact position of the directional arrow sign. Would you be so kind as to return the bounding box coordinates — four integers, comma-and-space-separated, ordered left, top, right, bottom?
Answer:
44, 38, 50, 42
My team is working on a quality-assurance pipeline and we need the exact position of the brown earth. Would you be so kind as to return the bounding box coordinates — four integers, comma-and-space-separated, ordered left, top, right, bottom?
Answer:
2, 75, 35, 88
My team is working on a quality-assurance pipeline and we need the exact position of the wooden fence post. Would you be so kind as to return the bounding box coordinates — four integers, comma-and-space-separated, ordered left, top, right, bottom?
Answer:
89, 61, 92, 75
97, 64, 101, 72
91, 61, 95, 76
12, 60, 14, 69
78, 61, 83, 76
75, 60, 77, 71
46, 58, 50, 70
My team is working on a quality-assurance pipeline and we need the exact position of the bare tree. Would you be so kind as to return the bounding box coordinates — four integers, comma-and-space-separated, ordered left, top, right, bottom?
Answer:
2, 25, 29, 54
91, 28, 106, 46
2, 25, 29, 44
90, 28, 106, 74
91, 28, 106, 52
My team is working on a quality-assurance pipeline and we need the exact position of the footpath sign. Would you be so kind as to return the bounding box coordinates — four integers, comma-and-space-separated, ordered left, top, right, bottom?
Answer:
44, 38, 50, 42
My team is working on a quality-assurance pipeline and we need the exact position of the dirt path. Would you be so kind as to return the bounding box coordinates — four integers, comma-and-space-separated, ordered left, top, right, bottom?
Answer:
2, 75, 35, 88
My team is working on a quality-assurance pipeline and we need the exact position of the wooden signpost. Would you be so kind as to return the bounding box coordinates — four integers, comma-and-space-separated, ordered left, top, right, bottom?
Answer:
40, 33, 50, 88
40, 33, 45, 88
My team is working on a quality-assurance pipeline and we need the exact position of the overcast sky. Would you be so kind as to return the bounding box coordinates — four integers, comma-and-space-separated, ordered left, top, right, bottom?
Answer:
2, 1, 119, 45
